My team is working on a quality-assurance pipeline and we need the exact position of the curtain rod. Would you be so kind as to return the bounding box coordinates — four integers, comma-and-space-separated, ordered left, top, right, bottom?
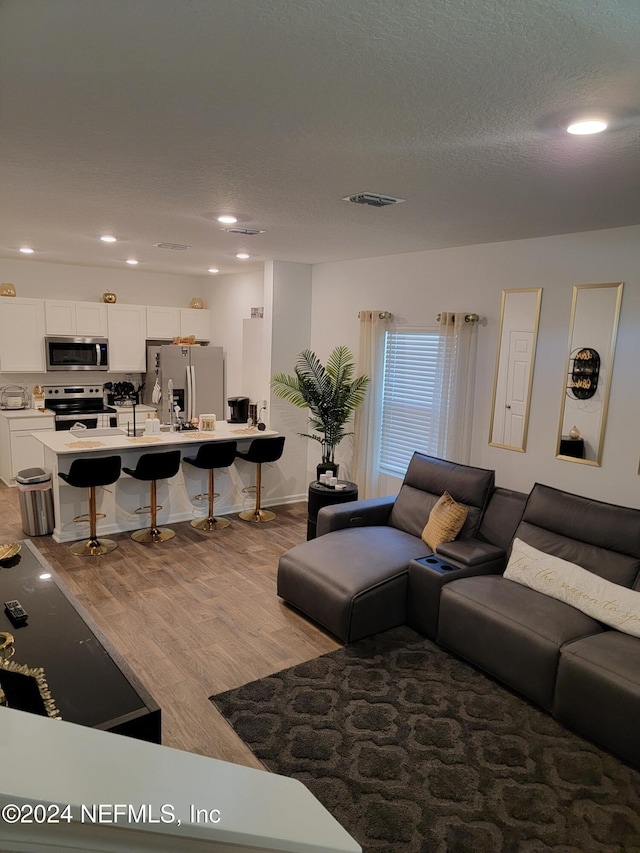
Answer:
436, 313, 479, 323
357, 311, 393, 319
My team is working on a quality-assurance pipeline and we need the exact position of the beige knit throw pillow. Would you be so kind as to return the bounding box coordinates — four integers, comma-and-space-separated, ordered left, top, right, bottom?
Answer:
421, 491, 468, 550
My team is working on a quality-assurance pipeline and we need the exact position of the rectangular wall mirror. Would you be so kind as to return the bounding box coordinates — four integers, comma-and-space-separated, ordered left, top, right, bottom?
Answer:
556, 282, 624, 466
488, 288, 542, 452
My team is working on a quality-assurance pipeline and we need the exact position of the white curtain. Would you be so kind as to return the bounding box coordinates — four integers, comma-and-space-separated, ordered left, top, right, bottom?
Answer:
353, 310, 391, 497
433, 312, 477, 463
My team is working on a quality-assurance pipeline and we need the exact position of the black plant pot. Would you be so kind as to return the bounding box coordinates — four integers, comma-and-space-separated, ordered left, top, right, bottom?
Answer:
317, 461, 339, 481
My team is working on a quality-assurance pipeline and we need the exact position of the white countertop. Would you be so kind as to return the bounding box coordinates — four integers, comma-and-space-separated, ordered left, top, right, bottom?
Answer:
34, 421, 277, 455
0, 706, 361, 852
0, 406, 55, 420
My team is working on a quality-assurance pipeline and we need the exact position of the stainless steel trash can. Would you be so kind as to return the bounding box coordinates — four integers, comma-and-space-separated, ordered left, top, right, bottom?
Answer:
16, 468, 55, 536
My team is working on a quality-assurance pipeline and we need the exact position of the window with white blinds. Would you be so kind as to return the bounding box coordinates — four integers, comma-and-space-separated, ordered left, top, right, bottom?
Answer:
379, 329, 440, 477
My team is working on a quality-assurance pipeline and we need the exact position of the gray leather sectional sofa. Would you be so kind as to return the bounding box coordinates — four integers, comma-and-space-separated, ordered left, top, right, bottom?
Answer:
277, 452, 640, 767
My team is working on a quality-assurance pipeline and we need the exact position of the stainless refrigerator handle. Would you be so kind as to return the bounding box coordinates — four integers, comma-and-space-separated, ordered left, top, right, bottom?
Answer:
191, 364, 197, 421
188, 364, 195, 421
186, 364, 191, 420
184, 364, 190, 421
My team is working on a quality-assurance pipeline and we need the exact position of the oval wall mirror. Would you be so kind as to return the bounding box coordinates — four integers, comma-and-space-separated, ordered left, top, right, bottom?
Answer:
488, 288, 542, 452
556, 282, 624, 466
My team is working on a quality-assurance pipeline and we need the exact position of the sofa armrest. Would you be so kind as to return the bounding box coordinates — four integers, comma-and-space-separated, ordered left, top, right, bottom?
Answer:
316, 496, 396, 535
436, 538, 505, 567
406, 544, 506, 641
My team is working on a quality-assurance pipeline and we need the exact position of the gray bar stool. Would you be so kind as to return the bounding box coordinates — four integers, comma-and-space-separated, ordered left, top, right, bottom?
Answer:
122, 450, 181, 543
58, 455, 121, 556
236, 436, 285, 523
182, 440, 237, 531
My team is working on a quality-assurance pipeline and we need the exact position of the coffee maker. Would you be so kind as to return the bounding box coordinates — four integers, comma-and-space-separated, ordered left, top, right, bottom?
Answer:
227, 396, 250, 423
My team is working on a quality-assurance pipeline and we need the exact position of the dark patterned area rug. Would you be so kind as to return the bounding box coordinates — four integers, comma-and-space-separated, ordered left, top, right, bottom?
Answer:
210, 627, 640, 853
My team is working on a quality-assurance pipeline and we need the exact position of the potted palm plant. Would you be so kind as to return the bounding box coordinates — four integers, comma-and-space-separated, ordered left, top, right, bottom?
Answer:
271, 346, 369, 479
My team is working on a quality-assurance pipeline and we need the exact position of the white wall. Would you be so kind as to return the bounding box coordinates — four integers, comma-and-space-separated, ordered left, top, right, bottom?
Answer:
204, 269, 264, 412
263, 261, 312, 502
310, 225, 640, 508
0, 258, 199, 306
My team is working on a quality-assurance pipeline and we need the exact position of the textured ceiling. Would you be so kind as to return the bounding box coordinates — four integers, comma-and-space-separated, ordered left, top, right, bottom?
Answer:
1, 0, 640, 277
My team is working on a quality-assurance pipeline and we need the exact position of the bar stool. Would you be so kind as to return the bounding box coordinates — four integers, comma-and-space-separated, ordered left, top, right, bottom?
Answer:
236, 436, 285, 523
122, 450, 181, 543
58, 455, 121, 556
182, 440, 237, 531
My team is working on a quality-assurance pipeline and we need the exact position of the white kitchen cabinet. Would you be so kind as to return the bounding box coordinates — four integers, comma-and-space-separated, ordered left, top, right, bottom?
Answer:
107, 304, 147, 372
0, 412, 56, 486
76, 302, 108, 336
44, 300, 75, 334
146, 306, 180, 340
0, 298, 46, 372
180, 308, 211, 341
45, 300, 108, 337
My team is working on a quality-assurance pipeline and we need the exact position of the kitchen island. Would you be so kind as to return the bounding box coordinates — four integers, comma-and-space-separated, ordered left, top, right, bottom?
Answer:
35, 423, 279, 543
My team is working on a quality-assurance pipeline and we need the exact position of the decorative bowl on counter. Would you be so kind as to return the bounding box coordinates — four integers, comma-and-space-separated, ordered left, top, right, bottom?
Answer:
0, 385, 29, 410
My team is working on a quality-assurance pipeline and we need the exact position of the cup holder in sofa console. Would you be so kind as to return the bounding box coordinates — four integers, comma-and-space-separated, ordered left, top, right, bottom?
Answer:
415, 556, 457, 573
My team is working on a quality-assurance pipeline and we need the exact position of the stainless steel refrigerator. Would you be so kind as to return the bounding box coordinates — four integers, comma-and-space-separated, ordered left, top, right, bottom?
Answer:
144, 345, 224, 423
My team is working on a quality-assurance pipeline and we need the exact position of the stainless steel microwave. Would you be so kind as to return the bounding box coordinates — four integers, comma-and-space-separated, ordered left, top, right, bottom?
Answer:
45, 336, 109, 371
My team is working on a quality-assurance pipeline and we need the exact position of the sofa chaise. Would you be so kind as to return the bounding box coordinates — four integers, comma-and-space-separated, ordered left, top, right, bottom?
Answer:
278, 452, 502, 644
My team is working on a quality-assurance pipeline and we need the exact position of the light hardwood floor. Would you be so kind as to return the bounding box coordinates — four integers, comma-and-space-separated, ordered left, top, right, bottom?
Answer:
0, 482, 339, 769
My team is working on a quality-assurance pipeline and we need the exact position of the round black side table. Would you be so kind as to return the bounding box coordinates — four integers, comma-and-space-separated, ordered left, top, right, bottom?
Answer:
307, 480, 358, 540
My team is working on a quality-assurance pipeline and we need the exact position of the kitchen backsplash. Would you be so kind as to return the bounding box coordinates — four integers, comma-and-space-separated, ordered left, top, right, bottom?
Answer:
0, 372, 143, 406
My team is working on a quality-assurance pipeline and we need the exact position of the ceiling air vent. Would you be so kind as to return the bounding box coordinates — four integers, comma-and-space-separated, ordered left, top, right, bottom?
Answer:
343, 192, 405, 208
223, 227, 265, 236
154, 242, 191, 251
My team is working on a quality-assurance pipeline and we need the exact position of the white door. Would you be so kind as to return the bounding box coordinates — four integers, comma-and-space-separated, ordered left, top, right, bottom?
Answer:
503, 331, 533, 447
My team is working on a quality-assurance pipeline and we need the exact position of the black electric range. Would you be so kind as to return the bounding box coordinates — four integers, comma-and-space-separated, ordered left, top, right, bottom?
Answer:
44, 385, 117, 431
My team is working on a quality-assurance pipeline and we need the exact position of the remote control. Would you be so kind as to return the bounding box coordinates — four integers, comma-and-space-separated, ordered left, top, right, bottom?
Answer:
4, 599, 28, 625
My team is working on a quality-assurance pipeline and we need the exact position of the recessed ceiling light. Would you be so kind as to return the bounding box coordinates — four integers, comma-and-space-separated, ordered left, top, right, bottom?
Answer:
566, 119, 608, 135
218, 215, 238, 224
100, 234, 117, 243
236, 252, 250, 260
208, 267, 219, 274
19, 246, 34, 254
126, 258, 138, 265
